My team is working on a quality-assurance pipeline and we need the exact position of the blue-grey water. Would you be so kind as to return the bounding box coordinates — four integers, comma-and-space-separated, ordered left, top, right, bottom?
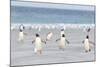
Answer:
11, 6, 95, 24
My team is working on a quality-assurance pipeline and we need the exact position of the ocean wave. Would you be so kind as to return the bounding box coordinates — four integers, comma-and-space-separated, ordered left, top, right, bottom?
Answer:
11, 23, 95, 30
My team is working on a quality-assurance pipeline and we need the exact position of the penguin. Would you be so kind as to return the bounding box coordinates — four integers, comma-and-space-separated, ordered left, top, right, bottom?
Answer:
87, 27, 91, 32
82, 35, 94, 52
19, 24, 25, 31
32, 33, 46, 55
56, 34, 69, 50
38, 27, 41, 32
18, 24, 26, 42
46, 32, 53, 41
83, 27, 91, 33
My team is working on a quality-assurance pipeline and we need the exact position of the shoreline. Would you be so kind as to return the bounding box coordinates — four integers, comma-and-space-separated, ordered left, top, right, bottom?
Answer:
11, 23, 95, 30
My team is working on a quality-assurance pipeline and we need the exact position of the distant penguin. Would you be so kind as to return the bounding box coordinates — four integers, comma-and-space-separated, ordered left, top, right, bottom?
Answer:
87, 27, 91, 32
56, 34, 69, 50
32, 33, 46, 55
82, 35, 93, 52
38, 27, 41, 32
19, 24, 25, 31
83, 27, 91, 33
18, 24, 25, 41
46, 32, 53, 41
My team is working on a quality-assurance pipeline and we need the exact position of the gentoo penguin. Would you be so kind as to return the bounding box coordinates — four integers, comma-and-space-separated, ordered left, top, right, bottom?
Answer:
82, 35, 94, 52
18, 24, 25, 41
32, 34, 46, 55
46, 32, 53, 41
56, 34, 69, 50
83, 27, 91, 33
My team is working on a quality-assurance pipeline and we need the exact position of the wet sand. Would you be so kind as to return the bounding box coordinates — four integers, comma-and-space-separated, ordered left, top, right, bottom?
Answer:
11, 27, 95, 66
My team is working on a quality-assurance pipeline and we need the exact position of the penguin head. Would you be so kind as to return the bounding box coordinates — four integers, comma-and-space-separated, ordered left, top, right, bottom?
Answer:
36, 33, 40, 37
61, 29, 64, 31
86, 35, 89, 39
62, 34, 65, 37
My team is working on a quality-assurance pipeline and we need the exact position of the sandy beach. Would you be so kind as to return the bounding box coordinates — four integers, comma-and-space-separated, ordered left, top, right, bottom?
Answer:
11, 26, 95, 66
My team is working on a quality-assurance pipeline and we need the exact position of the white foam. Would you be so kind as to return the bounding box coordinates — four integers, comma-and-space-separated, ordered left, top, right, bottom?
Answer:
11, 23, 95, 30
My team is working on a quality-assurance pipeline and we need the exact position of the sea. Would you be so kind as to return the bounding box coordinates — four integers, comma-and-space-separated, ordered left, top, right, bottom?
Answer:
11, 5, 95, 29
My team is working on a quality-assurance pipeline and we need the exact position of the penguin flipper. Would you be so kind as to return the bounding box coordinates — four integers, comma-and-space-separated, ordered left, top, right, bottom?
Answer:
89, 41, 95, 45
32, 40, 35, 44
66, 39, 69, 44
82, 40, 84, 43
42, 40, 46, 44
56, 38, 60, 42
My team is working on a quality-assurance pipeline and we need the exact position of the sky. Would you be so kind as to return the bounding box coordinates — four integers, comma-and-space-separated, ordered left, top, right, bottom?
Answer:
11, 1, 95, 11
11, 0, 95, 5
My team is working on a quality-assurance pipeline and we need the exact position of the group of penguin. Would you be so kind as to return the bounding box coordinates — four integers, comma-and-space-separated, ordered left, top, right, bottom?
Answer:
18, 24, 94, 55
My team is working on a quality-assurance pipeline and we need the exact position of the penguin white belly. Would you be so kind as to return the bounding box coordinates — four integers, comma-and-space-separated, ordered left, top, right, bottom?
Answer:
59, 38, 66, 48
20, 26, 24, 31
35, 38, 42, 51
46, 33, 53, 40
84, 39, 90, 51
19, 32, 24, 41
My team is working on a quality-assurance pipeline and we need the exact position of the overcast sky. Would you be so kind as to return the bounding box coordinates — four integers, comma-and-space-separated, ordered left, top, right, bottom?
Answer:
11, 1, 95, 11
